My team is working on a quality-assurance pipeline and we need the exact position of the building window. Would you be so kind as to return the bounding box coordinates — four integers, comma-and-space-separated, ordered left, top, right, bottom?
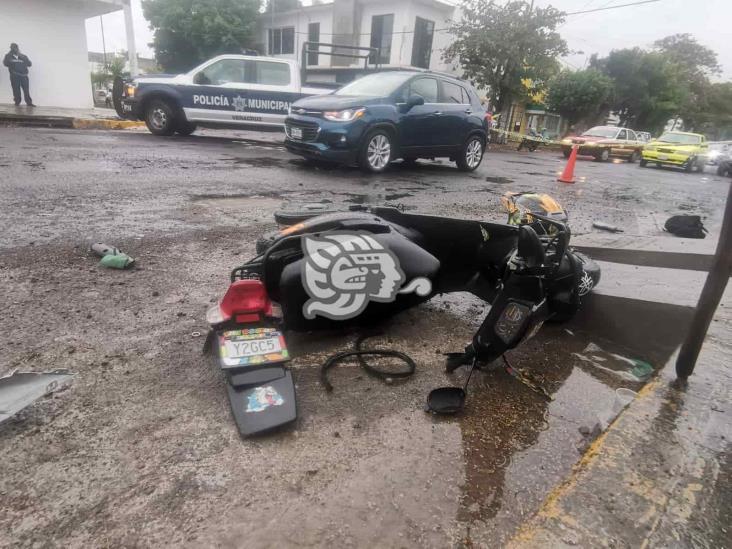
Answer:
411, 17, 434, 69
308, 22, 320, 66
268, 27, 295, 55
370, 14, 394, 65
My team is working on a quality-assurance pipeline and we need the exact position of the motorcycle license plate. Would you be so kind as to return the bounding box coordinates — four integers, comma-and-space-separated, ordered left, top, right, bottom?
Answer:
219, 328, 289, 369
658, 154, 668, 160
291, 127, 303, 140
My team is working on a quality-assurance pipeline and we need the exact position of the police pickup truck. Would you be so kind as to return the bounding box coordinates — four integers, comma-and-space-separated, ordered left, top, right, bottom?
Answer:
113, 55, 334, 136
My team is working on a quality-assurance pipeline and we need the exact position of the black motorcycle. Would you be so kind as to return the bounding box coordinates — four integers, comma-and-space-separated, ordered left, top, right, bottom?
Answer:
206, 207, 600, 435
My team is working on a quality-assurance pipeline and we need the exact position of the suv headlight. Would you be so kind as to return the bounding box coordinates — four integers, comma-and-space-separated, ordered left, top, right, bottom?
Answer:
323, 108, 366, 122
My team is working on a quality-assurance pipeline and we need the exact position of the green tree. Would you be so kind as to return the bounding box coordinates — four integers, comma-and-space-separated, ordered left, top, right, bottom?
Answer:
444, 0, 568, 114
692, 82, 732, 139
264, 0, 300, 12
90, 55, 129, 90
590, 48, 684, 134
653, 34, 721, 132
545, 69, 613, 128
142, 0, 261, 72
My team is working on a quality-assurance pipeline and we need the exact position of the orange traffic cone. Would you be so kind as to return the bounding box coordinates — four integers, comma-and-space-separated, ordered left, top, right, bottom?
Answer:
558, 145, 578, 184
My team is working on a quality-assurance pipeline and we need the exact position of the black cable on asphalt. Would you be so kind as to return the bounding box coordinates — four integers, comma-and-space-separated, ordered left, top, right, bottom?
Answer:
320, 333, 416, 392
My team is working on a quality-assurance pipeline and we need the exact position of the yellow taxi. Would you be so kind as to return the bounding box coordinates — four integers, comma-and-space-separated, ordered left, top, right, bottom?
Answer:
641, 131, 708, 172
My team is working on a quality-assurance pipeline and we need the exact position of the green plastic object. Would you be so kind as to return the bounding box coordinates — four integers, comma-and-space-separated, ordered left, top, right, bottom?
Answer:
631, 360, 654, 380
99, 253, 135, 269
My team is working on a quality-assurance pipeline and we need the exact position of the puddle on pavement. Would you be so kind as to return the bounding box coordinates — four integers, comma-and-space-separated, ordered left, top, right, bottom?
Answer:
485, 176, 514, 184
450, 293, 695, 542
297, 290, 695, 543
385, 192, 413, 201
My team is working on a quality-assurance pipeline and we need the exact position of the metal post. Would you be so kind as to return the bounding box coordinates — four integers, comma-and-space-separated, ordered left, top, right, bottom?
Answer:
100, 16, 107, 66
123, 0, 139, 76
676, 182, 732, 378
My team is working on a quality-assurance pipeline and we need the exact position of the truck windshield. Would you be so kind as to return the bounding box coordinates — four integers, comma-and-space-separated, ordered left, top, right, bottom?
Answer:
335, 73, 414, 97
657, 133, 701, 144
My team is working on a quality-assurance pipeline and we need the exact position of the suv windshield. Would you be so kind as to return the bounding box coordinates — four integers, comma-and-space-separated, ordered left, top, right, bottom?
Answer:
657, 133, 702, 145
582, 127, 619, 138
335, 72, 414, 97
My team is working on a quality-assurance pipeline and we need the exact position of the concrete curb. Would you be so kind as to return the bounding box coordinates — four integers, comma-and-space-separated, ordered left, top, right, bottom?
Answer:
0, 113, 144, 130
506, 341, 731, 548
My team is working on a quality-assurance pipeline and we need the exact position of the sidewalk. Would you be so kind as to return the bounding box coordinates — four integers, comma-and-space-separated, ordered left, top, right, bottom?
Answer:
508, 270, 731, 547
0, 103, 143, 129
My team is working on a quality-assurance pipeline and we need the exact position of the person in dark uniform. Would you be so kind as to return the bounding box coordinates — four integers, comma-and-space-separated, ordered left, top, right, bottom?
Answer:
3, 43, 34, 106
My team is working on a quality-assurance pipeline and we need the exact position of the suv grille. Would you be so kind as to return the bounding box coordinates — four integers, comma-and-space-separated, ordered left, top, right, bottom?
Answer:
285, 120, 319, 142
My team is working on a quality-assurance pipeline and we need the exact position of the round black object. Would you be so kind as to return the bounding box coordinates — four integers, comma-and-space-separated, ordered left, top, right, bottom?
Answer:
426, 387, 466, 414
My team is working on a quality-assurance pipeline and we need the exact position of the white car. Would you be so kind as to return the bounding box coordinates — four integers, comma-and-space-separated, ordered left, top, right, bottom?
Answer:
706, 142, 732, 165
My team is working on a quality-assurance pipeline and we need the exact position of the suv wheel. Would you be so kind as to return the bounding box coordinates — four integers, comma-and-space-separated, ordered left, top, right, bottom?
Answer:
457, 135, 484, 171
145, 99, 177, 136
360, 129, 393, 173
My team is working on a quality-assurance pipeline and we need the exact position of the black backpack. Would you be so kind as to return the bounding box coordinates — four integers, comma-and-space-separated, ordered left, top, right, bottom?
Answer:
664, 215, 708, 239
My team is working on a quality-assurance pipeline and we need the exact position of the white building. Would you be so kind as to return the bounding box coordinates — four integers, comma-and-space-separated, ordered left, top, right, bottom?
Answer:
0, 0, 133, 108
258, 0, 459, 84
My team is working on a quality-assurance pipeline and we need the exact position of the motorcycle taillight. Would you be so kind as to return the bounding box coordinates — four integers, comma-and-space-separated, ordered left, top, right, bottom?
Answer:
206, 280, 273, 325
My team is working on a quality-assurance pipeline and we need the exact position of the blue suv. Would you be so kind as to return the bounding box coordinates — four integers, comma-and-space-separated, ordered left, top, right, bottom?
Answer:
284, 71, 487, 173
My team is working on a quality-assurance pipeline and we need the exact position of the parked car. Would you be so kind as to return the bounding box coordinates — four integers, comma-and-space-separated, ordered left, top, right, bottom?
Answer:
641, 131, 709, 172
706, 141, 731, 165
560, 126, 643, 162
716, 154, 732, 177
284, 71, 488, 173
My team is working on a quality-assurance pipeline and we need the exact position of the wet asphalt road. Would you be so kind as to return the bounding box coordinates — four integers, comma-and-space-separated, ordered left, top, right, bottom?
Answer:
0, 126, 729, 547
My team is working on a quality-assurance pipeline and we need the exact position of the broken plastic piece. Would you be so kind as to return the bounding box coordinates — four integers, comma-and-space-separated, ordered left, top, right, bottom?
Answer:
91, 242, 135, 269
592, 221, 623, 233
0, 370, 75, 424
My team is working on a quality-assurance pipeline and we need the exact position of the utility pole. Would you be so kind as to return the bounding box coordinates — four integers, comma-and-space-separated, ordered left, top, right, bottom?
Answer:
100, 15, 107, 67
123, 0, 139, 76
676, 181, 732, 378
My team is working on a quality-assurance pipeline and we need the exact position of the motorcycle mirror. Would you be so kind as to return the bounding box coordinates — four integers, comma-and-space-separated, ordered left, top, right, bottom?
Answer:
426, 357, 477, 415
426, 386, 466, 414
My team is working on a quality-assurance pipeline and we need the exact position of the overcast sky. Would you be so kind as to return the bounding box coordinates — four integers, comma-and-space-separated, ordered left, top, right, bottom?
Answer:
85, 0, 730, 80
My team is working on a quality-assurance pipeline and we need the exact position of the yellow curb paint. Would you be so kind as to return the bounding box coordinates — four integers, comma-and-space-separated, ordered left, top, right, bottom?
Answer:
507, 377, 663, 547
72, 119, 145, 130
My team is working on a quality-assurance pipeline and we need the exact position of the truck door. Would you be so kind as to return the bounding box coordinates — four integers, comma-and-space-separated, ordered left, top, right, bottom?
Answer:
185, 58, 299, 127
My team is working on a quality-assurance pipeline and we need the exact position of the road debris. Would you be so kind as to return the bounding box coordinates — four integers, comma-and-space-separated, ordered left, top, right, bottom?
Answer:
0, 369, 75, 424
664, 215, 708, 238
592, 221, 624, 233
573, 342, 655, 382
90, 242, 135, 269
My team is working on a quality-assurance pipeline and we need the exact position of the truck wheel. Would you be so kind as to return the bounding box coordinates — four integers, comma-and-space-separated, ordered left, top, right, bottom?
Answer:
684, 157, 695, 173
594, 148, 610, 162
145, 99, 177, 136
359, 129, 393, 173
456, 135, 484, 171
176, 122, 197, 136
628, 150, 640, 163
639, 158, 648, 167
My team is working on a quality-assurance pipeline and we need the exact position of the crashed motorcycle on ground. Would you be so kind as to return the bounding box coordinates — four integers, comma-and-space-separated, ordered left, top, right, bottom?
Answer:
205, 194, 600, 435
